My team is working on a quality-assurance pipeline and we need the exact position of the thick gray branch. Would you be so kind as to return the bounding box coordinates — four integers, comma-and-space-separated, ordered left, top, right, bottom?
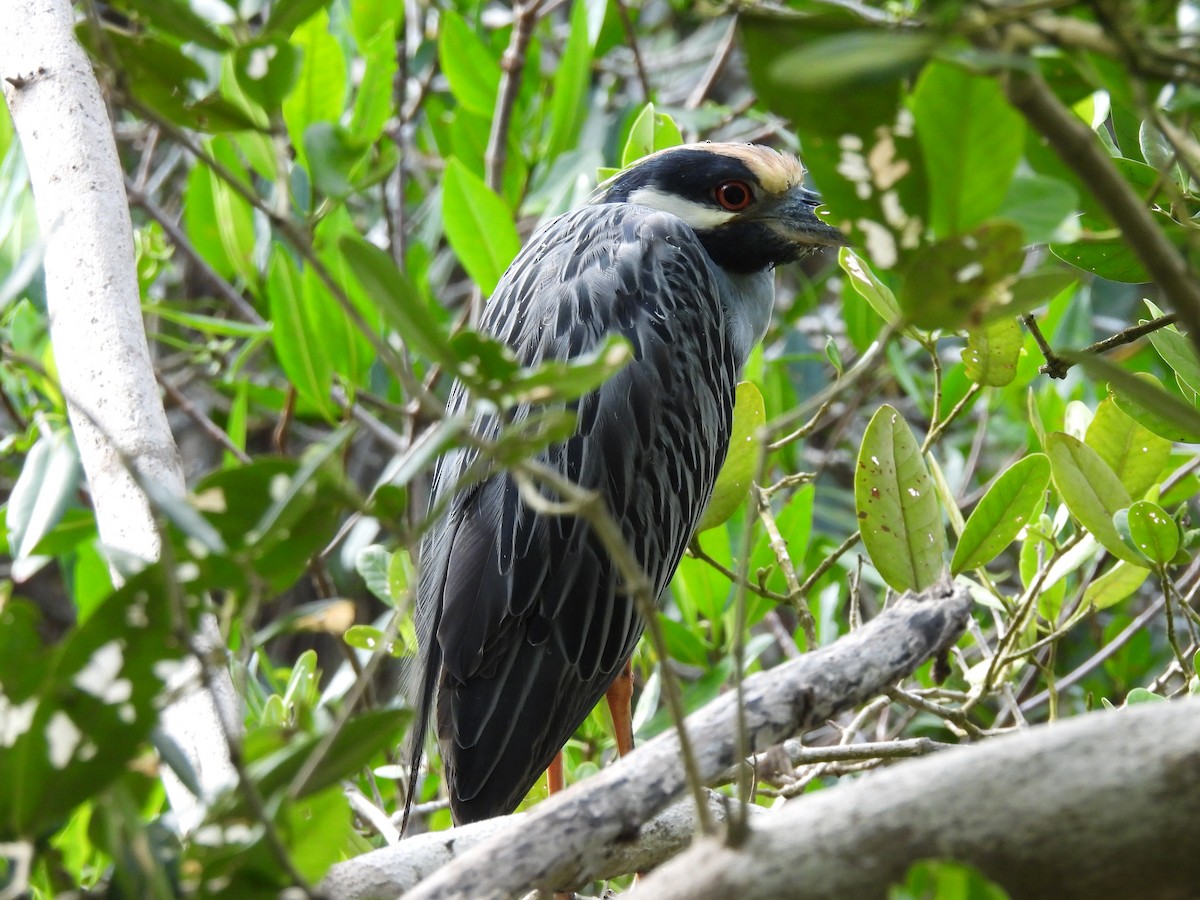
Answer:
320, 792, 746, 900
630, 697, 1200, 900
377, 582, 968, 899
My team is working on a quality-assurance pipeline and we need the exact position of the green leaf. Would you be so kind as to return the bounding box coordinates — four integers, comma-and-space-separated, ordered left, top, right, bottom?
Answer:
962, 317, 1021, 387
996, 174, 1079, 244
839, 248, 901, 325
268, 248, 336, 419
546, 0, 594, 161
351, 28, 399, 143
765, 29, 938, 93
1119, 500, 1179, 566
263, 0, 333, 36
7, 429, 80, 581
344, 625, 404, 657
855, 405, 948, 592
621, 103, 683, 166
0, 566, 182, 838
951, 454, 1050, 574
442, 158, 521, 294
121, 0, 231, 50
244, 708, 410, 803
303, 123, 365, 199
898, 221, 1025, 331
1082, 560, 1150, 611
698, 382, 766, 532
1044, 432, 1143, 565
204, 138, 259, 285
337, 235, 456, 368
234, 39, 300, 111
912, 60, 1025, 237
282, 11, 348, 170
1084, 399, 1171, 499
1145, 318, 1200, 395
1064, 352, 1200, 442
438, 11, 500, 116
1049, 238, 1152, 283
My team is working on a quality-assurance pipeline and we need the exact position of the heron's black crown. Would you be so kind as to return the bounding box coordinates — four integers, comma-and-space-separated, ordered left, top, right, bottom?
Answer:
595, 143, 846, 274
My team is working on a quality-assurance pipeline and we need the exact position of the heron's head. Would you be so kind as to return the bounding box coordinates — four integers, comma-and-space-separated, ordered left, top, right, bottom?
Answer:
595, 142, 847, 274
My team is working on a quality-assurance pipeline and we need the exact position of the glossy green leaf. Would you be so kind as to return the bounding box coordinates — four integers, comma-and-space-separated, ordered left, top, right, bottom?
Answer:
351, 28, 399, 143
1044, 432, 1143, 565
1146, 320, 1200, 395
698, 382, 766, 532
951, 454, 1050, 574
996, 174, 1079, 244
546, 0, 594, 161
7, 429, 80, 581
1082, 559, 1151, 611
913, 60, 1025, 237
344, 625, 404, 657
282, 11, 348, 169
621, 103, 683, 166
1120, 500, 1179, 565
263, 0, 332, 36
268, 248, 336, 419
1049, 239, 1149, 283
839, 248, 901, 325
438, 11, 500, 116
356, 545, 393, 606
963, 317, 1021, 387
122, 0, 231, 49
442, 158, 521, 294
1084, 399, 1171, 499
855, 405, 948, 591
898, 221, 1024, 331
1065, 352, 1200, 442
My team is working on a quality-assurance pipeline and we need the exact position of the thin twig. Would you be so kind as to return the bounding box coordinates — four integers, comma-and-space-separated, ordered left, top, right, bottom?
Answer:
614, 0, 651, 102
1023, 311, 1180, 379
755, 485, 817, 648
485, 0, 541, 193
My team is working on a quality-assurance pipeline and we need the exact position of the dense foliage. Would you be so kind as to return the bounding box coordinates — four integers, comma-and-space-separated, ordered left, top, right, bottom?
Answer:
3, 0, 1200, 896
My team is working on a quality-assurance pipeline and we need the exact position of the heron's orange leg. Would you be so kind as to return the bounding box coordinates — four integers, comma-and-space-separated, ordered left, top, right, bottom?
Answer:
605, 660, 635, 757
548, 750, 565, 795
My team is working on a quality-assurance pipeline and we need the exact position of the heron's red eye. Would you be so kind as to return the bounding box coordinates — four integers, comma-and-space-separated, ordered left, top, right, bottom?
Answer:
714, 180, 753, 211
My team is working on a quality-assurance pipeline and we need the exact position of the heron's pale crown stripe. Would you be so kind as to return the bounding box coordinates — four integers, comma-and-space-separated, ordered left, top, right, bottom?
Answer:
626, 188, 738, 229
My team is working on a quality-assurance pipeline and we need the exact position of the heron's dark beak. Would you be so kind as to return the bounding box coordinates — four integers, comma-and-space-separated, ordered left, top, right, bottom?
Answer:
767, 186, 848, 248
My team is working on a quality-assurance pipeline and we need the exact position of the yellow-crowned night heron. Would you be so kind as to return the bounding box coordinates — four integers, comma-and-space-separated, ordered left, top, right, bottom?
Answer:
406, 143, 845, 826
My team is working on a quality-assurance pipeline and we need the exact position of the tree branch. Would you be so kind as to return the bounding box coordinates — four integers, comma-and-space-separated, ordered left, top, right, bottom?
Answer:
369, 582, 969, 899
1001, 64, 1200, 357
629, 698, 1200, 899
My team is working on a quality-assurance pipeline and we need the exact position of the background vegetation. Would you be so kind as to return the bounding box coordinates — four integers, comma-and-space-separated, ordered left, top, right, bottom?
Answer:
3, 0, 1200, 896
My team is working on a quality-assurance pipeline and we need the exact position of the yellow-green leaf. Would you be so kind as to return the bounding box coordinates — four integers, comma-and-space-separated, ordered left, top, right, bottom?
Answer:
1084, 399, 1171, 499
963, 316, 1021, 387
442, 158, 521, 295
951, 453, 1049, 574
855, 405, 948, 591
1083, 560, 1150, 611
1044, 432, 1143, 565
697, 382, 765, 532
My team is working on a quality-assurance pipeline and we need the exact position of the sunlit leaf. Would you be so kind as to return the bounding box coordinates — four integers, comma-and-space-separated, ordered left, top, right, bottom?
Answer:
1044, 432, 1143, 565
1082, 559, 1151, 611
951, 454, 1049, 574
1117, 500, 1179, 566
1084, 399, 1171, 499
442, 158, 521, 295
698, 382, 766, 532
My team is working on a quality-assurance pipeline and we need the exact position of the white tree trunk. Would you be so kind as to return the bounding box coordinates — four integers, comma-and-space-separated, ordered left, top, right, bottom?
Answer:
0, 0, 236, 831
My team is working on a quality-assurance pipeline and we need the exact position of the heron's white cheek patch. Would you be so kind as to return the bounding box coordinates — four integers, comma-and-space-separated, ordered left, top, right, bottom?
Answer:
626, 188, 737, 230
